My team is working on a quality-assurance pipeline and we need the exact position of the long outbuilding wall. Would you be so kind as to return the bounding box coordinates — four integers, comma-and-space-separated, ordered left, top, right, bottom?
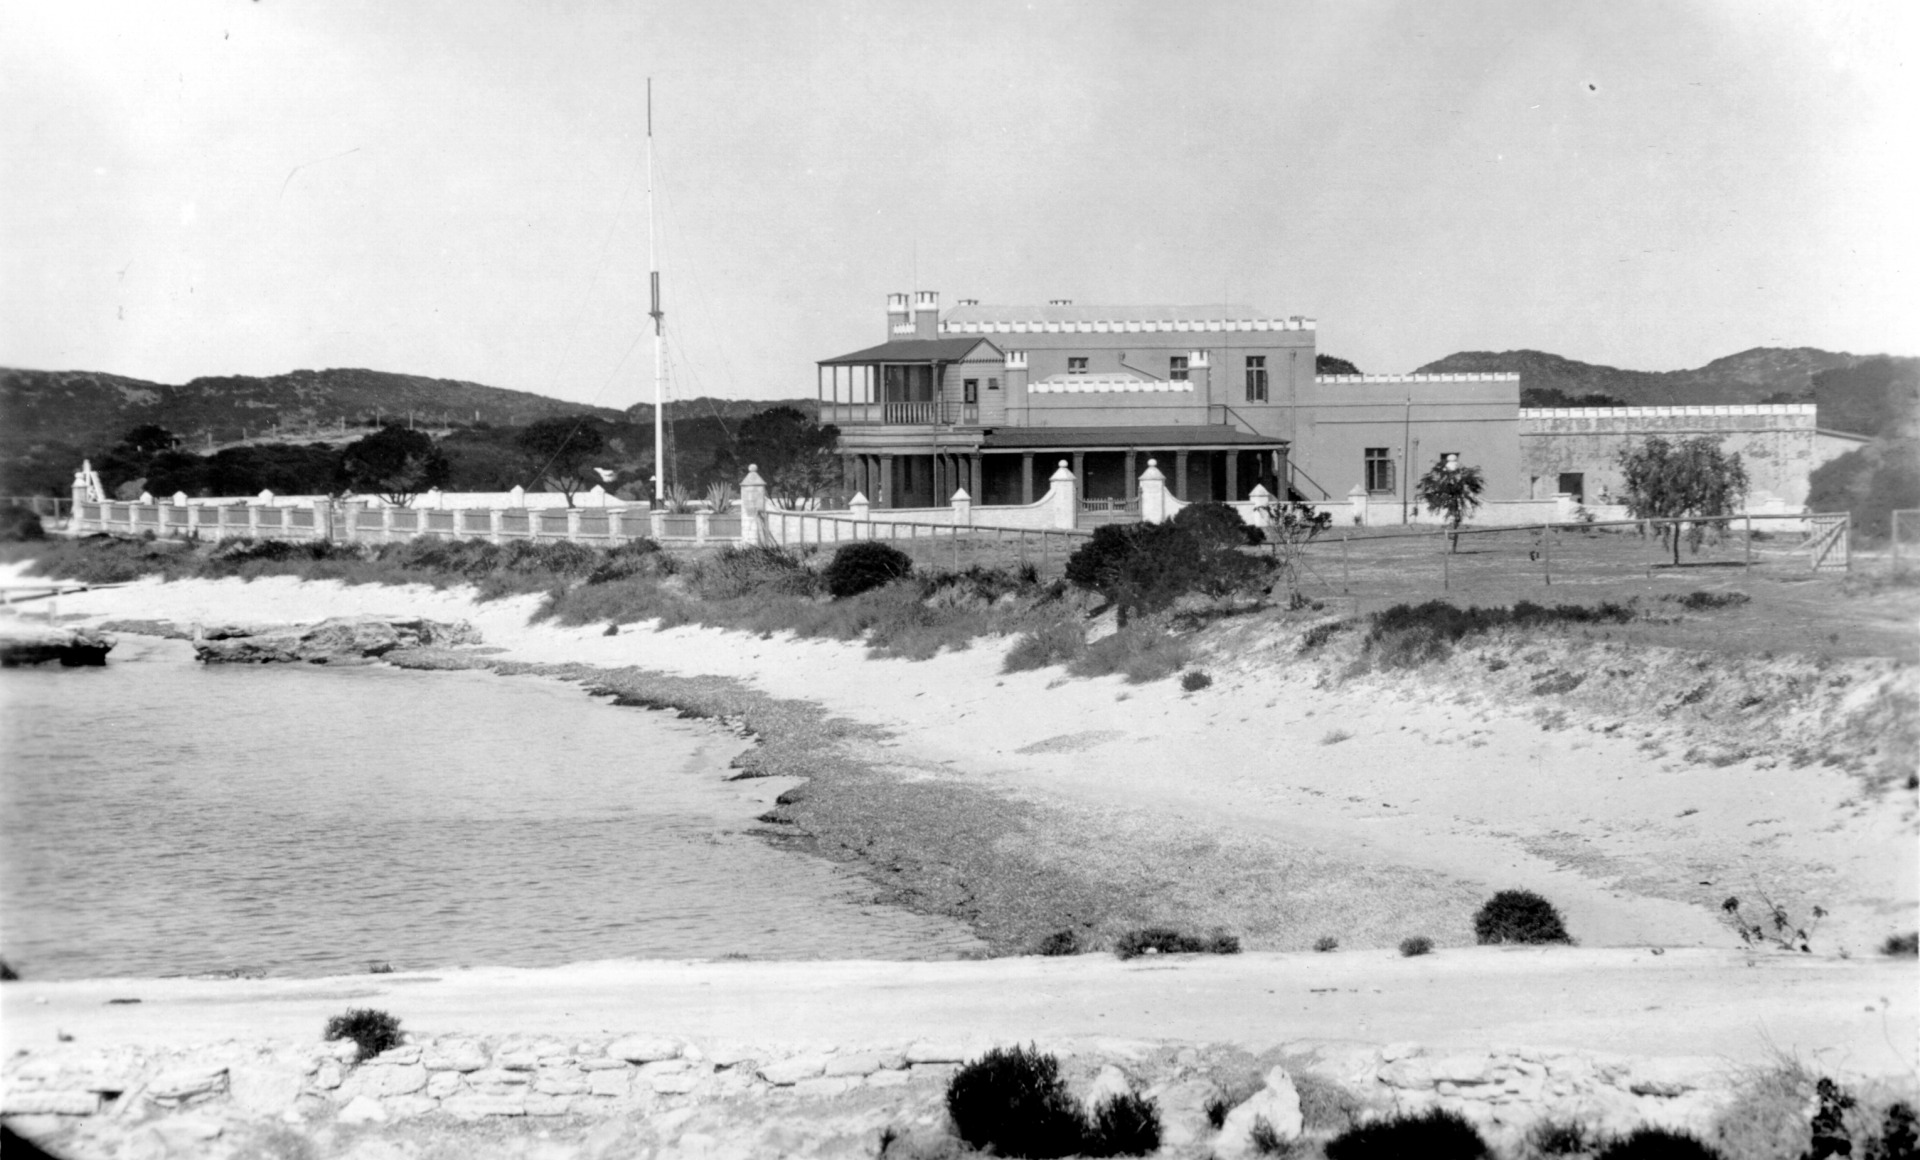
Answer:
1518, 405, 1818, 508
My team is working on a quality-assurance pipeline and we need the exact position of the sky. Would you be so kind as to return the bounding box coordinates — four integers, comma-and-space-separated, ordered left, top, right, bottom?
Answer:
3, 0, 1915, 409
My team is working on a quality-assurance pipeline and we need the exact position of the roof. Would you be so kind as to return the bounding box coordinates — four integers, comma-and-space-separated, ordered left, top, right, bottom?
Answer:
818, 337, 996, 366
979, 425, 1286, 450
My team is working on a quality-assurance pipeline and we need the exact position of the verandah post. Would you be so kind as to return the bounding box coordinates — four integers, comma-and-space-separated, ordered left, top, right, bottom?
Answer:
1543, 523, 1551, 586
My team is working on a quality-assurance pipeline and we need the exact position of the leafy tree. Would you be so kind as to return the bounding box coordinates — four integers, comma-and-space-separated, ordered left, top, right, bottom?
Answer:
1616, 435, 1749, 565
120, 424, 179, 455
336, 425, 449, 506
1414, 456, 1486, 551
516, 417, 609, 506
1521, 387, 1628, 408
713, 406, 841, 503
1316, 354, 1362, 376
206, 444, 341, 497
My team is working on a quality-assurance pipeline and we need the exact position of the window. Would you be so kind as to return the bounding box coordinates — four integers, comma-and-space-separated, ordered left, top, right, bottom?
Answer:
1558, 472, 1585, 502
963, 378, 978, 404
987, 377, 1000, 391
1068, 357, 1088, 375
1365, 447, 1395, 494
1245, 356, 1268, 402
1169, 355, 1189, 382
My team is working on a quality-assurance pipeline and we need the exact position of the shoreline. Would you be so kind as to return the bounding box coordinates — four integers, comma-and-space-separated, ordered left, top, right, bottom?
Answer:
8, 568, 1915, 962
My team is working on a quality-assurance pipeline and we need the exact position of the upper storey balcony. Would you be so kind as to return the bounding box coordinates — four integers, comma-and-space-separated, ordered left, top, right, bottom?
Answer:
816, 334, 993, 428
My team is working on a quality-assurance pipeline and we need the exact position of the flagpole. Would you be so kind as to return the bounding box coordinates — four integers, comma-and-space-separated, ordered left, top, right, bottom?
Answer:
647, 78, 665, 504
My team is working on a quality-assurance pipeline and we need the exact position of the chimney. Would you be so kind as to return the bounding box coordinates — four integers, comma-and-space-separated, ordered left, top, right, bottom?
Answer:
914, 290, 939, 340
887, 292, 911, 340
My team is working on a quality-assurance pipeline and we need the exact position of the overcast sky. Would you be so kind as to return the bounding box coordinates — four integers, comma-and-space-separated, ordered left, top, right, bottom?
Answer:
4, 1, 1914, 408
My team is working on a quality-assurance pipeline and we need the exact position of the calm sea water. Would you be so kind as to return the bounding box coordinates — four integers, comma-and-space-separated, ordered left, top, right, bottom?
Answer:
0, 635, 979, 978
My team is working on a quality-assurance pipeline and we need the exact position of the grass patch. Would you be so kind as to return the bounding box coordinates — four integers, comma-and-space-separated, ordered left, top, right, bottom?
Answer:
1665, 590, 1754, 611
1067, 622, 1194, 684
1319, 728, 1354, 746
1004, 616, 1089, 673
1357, 599, 1637, 671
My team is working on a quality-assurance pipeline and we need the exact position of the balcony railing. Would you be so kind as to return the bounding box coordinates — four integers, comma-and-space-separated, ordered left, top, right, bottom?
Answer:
819, 401, 975, 426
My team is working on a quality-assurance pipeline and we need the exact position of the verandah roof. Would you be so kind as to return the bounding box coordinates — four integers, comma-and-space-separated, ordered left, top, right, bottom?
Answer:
978, 425, 1286, 450
817, 337, 996, 366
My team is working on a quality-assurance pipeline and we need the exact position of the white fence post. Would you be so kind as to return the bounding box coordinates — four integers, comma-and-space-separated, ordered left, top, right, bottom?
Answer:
739, 465, 768, 546
849, 491, 870, 523
1047, 460, 1078, 530
1138, 459, 1170, 523
951, 488, 972, 526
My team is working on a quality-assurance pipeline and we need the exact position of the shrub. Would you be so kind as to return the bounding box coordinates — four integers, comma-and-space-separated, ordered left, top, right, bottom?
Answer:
1398, 936, 1434, 957
1320, 728, 1354, 745
0, 958, 17, 981
1524, 1118, 1597, 1156
1294, 1073, 1364, 1134
692, 544, 815, 601
945, 1044, 1086, 1159
1667, 590, 1752, 611
1180, 670, 1213, 691
1035, 929, 1082, 956
1325, 1108, 1491, 1159
1881, 932, 1918, 957
1593, 1127, 1723, 1159
1084, 1092, 1161, 1157
324, 1007, 402, 1062
1113, 927, 1239, 960
0, 505, 46, 541
1172, 502, 1261, 547
824, 541, 913, 599
1004, 618, 1089, 673
1064, 521, 1267, 625
1314, 937, 1339, 953
1299, 619, 1352, 653
1361, 600, 1636, 669
1473, 890, 1573, 945
1248, 1115, 1286, 1155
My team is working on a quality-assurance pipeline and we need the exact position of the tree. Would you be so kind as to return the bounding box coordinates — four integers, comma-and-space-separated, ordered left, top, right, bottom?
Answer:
1616, 435, 1749, 565
1414, 455, 1486, 551
336, 426, 449, 506
120, 424, 179, 455
1256, 497, 1333, 607
714, 406, 841, 503
515, 417, 609, 506
1316, 354, 1362, 376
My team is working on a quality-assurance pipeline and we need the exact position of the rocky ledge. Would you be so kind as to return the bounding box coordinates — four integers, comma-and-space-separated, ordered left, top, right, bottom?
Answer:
157, 616, 483, 665
0, 623, 115, 667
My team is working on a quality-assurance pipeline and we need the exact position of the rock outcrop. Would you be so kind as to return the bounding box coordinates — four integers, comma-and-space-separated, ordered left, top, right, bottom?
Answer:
0, 624, 115, 667
189, 617, 481, 665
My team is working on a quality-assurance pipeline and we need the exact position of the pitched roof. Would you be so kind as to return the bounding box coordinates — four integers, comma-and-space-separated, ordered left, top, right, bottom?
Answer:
817, 337, 997, 366
980, 425, 1285, 449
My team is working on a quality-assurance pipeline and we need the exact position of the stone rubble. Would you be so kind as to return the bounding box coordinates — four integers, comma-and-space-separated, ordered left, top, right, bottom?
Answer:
0, 1032, 1791, 1158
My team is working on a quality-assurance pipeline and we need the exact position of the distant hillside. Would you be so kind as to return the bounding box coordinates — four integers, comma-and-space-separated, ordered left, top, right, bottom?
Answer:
1416, 347, 1861, 407
0, 366, 625, 453
622, 397, 820, 425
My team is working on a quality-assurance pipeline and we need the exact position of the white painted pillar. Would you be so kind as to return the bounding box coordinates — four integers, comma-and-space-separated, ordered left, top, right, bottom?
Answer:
739, 464, 768, 545
951, 488, 972, 526
1138, 459, 1171, 523
1046, 460, 1078, 530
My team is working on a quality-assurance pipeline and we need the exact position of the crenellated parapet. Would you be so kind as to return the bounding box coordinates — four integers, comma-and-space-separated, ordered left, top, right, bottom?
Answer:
944, 316, 1314, 335
1318, 373, 1522, 383
1519, 404, 1814, 419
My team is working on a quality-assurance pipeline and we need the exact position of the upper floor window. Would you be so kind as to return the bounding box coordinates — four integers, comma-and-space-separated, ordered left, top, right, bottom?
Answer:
987, 377, 1000, 391
963, 378, 978, 404
1068, 357, 1088, 375
1169, 355, 1189, 382
1365, 447, 1395, 494
1244, 356, 1268, 403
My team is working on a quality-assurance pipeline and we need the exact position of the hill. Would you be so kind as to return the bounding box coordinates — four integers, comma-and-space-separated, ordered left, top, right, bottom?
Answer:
0, 366, 627, 453
622, 397, 820, 425
1416, 347, 1861, 407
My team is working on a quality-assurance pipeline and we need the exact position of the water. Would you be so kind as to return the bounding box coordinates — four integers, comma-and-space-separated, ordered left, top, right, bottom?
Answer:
0, 635, 979, 978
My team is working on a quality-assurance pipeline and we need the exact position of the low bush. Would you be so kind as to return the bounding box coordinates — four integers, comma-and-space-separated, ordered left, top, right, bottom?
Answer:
1320, 728, 1354, 746
1113, 927, 1240, 960
824, 541, 912, 599
1171, 502, 1262, 548
324, 1007, 402, 1062
946, 1044, 1084, 1159
1325, 1107, 1491, 1158
1398, 936, 1434, 957
1314, 936, 1339, 952
1593, 1127, 1723, 1159
0, 504, 46, 541
1068, 622, 1193, 684
1035, 929, 1082, 956
691, 545, 815, 601
1299, 619, 1353, 653
1523, 1118, 1597, 1156
1294, 1072, 1364, 1134
1065, 521, 1268, 625
1666, 590, 1752, 611
1881, 932, 1918, 957
1180, 670, 1212, 691
1084, 1092, 1161, 1157
1004, 617, 1089, 673
1473, 889, 1573, 945
1247, 1116, 1287, 1155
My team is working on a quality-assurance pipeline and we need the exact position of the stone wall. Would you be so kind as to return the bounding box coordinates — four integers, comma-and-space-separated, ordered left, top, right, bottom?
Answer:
0, 1029, 1842, 1159
1518, 405, 1817, 508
